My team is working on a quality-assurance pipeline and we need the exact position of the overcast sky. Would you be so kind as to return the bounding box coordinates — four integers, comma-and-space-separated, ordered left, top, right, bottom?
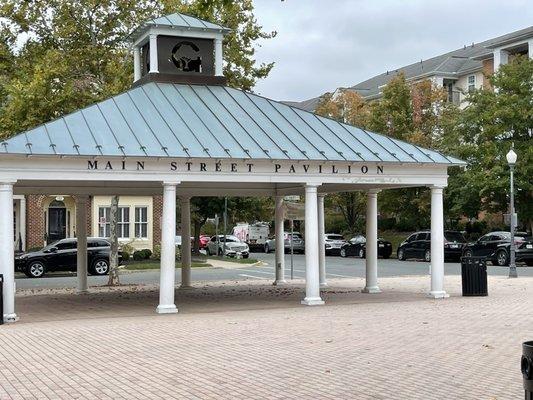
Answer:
251, 0, 533, 102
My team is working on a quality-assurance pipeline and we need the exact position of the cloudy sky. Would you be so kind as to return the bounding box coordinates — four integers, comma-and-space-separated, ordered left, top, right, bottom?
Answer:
251, 0, 533, 102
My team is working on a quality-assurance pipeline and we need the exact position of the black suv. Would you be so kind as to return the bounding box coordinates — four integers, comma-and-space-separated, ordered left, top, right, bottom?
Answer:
397, 230, 466, 262
462, 231, 533, 266
15, 238, 119, 278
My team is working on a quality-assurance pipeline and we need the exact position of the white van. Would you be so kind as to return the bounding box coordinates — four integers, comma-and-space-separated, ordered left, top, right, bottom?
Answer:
233, 222, 270, 249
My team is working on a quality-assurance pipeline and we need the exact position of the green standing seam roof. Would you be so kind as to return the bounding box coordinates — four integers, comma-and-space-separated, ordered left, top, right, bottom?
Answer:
0, 82, 465, 165
128, 12, 231, 42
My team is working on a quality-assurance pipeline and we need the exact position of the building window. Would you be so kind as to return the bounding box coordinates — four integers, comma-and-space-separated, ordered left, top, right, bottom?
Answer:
98, 207, 130, 238
135, 207, 148, 238
468, 75, 476, 92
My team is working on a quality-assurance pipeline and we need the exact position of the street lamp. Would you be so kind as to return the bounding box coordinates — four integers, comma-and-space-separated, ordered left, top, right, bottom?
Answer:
506, 147, 517, 278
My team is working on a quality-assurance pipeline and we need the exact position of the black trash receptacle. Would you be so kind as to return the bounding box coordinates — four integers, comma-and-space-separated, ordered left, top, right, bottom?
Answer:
460, 256, 487, 296
522, 341, 533, 400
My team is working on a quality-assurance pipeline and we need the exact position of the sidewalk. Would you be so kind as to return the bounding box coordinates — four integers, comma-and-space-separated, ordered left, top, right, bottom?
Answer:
1, 275, 531, 399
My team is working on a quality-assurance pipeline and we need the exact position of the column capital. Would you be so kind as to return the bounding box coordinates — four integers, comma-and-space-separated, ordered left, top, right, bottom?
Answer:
317, 193, 326, 198
149, 33, 158, 39
304, 182, 321, 189
367, 188, 381, 195
0, 179, 16, 187
179, 195, 191, 201
163, 181, 180, 188
430, 184, 446, 192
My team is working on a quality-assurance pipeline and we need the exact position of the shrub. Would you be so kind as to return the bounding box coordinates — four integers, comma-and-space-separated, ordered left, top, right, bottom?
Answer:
141, 249, 152, 259
120, 242, 136, 256
121, 251, 130, 262
132, 249, 151, 261
152, 245, 161, 260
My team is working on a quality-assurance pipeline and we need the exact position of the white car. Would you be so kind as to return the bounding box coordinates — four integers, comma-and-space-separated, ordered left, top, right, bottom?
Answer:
174, 236, 194, 248
206, 235, 250, 258
324, 234, 347, 255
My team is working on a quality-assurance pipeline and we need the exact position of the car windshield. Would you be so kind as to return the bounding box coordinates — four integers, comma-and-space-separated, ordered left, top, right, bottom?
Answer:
327, 235, 344, 240
42, 240, 61, 251
219, 236, 241, 243
444, 232, 465, 242
291, 233, 302, 239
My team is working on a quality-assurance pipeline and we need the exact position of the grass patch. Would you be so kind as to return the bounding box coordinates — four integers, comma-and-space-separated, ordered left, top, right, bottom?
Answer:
380, 230, 410, 258
123, 260, 211, 271
207, 256, 259, 264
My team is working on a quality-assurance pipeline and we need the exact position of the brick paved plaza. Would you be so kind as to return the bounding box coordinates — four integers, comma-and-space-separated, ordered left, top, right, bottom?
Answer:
0, 274, 531, 399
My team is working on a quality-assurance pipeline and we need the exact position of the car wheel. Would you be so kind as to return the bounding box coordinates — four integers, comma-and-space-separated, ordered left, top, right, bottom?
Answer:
358, 248, 365, 259
25, 261, 46, 278
264, 244, 270, 253
463, 249, 473, 258
92, 259, 110, 275
496, 250, 509, 266
424, 249, 431, 262
340, 248, 347, 257
397, 248, 405, 261
243, 254, 249, 259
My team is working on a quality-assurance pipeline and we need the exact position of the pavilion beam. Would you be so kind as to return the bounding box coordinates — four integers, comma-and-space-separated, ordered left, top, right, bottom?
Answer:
301, 183, 324, 306
157, 181, 179, 314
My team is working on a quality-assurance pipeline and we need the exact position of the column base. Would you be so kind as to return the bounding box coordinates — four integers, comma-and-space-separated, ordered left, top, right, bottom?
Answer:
320, 282, 328, 288
362, 286, 381, 294
3, 313, 19, 323
156, 304, 178, 314
76, 289, 89, 294
301, 297, 325, 306
273, 279, 287, 286
178, 285, 195, 290
428, 291, 449, 299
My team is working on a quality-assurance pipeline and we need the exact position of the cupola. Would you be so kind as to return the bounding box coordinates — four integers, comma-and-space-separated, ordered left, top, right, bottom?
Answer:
129, 13, 230, 86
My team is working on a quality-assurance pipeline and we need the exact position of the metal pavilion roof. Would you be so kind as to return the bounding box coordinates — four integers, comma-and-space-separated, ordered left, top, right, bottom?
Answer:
128, 12, 230, 43
0, 82, 464, 165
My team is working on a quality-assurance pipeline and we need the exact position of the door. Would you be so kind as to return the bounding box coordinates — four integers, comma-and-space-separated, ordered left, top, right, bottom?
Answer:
55, 240, 77, 270
48, 207, 67, 243
403, 234, 417, 257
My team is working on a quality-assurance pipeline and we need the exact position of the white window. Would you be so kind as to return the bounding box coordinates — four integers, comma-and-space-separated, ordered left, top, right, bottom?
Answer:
468, 75, 476, 93
134, 206, 148, 238
98, 206, 130, 238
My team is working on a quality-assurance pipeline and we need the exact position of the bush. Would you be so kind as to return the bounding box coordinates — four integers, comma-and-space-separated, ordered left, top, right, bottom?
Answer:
120, 242, 136, 256
379, 217, 397, 231
132, 249, 152, 261
152, 245, 161, 261
121, 251, 130, 262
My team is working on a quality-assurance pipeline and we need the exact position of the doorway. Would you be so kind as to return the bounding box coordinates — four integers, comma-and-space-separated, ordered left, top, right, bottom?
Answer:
48, 200, 67, 243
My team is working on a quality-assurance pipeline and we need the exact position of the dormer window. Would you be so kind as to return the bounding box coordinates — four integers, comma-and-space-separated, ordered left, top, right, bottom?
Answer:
468, 75, 476, 93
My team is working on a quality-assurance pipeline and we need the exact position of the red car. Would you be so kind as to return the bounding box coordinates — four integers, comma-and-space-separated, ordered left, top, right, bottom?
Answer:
198, 235, 210, 249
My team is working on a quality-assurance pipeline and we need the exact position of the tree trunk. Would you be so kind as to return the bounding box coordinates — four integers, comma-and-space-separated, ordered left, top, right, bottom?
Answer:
193, 220, 201, 255
107, 195, 120, 286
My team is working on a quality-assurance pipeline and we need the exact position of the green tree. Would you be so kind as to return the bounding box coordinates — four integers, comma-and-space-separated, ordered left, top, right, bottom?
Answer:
0, 0, 275, 138
440, 56, 533, 232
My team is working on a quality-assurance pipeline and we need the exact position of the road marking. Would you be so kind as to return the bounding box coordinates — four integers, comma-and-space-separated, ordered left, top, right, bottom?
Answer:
327, 273, 354, 278
238, 274, 270, 280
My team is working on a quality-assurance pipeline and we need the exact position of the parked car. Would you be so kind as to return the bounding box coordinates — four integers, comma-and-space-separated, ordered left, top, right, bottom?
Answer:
340, 235, 392, 259
264, 232, 305, 254
462, 231, 533, 266
198, 235, 210, 249
397, 230, 466, 262
324, 234, 348, 255
174, 235, 194, 248
15, 238, 121, 278
233, 222, 270, 249
206, 235, 250, 258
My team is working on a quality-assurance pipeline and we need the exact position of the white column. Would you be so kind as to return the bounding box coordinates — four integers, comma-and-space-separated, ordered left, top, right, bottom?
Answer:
214, 38, 223, 76
149, 34, 159, 74
493, 48, 509, 71
157, 182, 179, 313
75, 195, 89, 294
363, 189, 381, 293
273, 195, 286, 285
0, 182, 17, 322
19, 197, 26, 251
180, 196, 192, 289
302, 183, 324, 306
529, 40, 533, 59
317, 194, 327, 287
429, 185, 448, 299
133, 46, 141, 82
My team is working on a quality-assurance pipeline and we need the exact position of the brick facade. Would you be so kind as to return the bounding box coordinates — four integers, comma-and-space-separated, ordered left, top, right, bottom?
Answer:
26, 195, 47, 249
152, 195, 163, 248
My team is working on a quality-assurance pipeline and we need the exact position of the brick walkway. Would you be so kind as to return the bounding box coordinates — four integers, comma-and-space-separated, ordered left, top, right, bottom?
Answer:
0, 275, 531, 399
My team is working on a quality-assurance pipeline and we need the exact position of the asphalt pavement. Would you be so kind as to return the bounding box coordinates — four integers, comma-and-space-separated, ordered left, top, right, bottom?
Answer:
14, 251, 532, 290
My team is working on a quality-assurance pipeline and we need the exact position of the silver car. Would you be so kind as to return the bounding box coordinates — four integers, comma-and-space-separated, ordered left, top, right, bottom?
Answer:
264, 232, 305, 254
206, 235, 250, 258
324, 233, 347, 255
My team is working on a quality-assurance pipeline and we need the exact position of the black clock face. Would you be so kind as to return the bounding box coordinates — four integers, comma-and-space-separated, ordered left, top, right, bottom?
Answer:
171, 41, 202, 73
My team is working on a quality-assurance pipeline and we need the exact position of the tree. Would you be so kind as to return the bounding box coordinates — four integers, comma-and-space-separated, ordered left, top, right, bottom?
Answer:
107, 195, 120, 285
0, 0, 276, 138
440, 56, 533, 232
316, 90, 371, 129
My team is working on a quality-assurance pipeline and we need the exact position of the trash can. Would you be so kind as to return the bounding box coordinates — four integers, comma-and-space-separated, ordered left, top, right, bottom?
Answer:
460, 256, 487, 296
522, 341, 533, 400
0, 274, 3, 325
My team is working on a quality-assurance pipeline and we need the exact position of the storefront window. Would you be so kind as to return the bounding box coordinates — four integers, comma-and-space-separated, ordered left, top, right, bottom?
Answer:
135, 207, 148, 238
98, 207, 130, 238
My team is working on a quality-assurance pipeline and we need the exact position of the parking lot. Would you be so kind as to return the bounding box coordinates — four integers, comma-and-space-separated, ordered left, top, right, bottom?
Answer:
14, 252, 533, 290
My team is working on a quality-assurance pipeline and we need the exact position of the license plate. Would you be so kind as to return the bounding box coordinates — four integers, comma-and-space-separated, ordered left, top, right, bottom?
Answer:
527, 244, 533, 249
450, 244, 459, 249
249, 239, 256, 244
379, 244, 384, 247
